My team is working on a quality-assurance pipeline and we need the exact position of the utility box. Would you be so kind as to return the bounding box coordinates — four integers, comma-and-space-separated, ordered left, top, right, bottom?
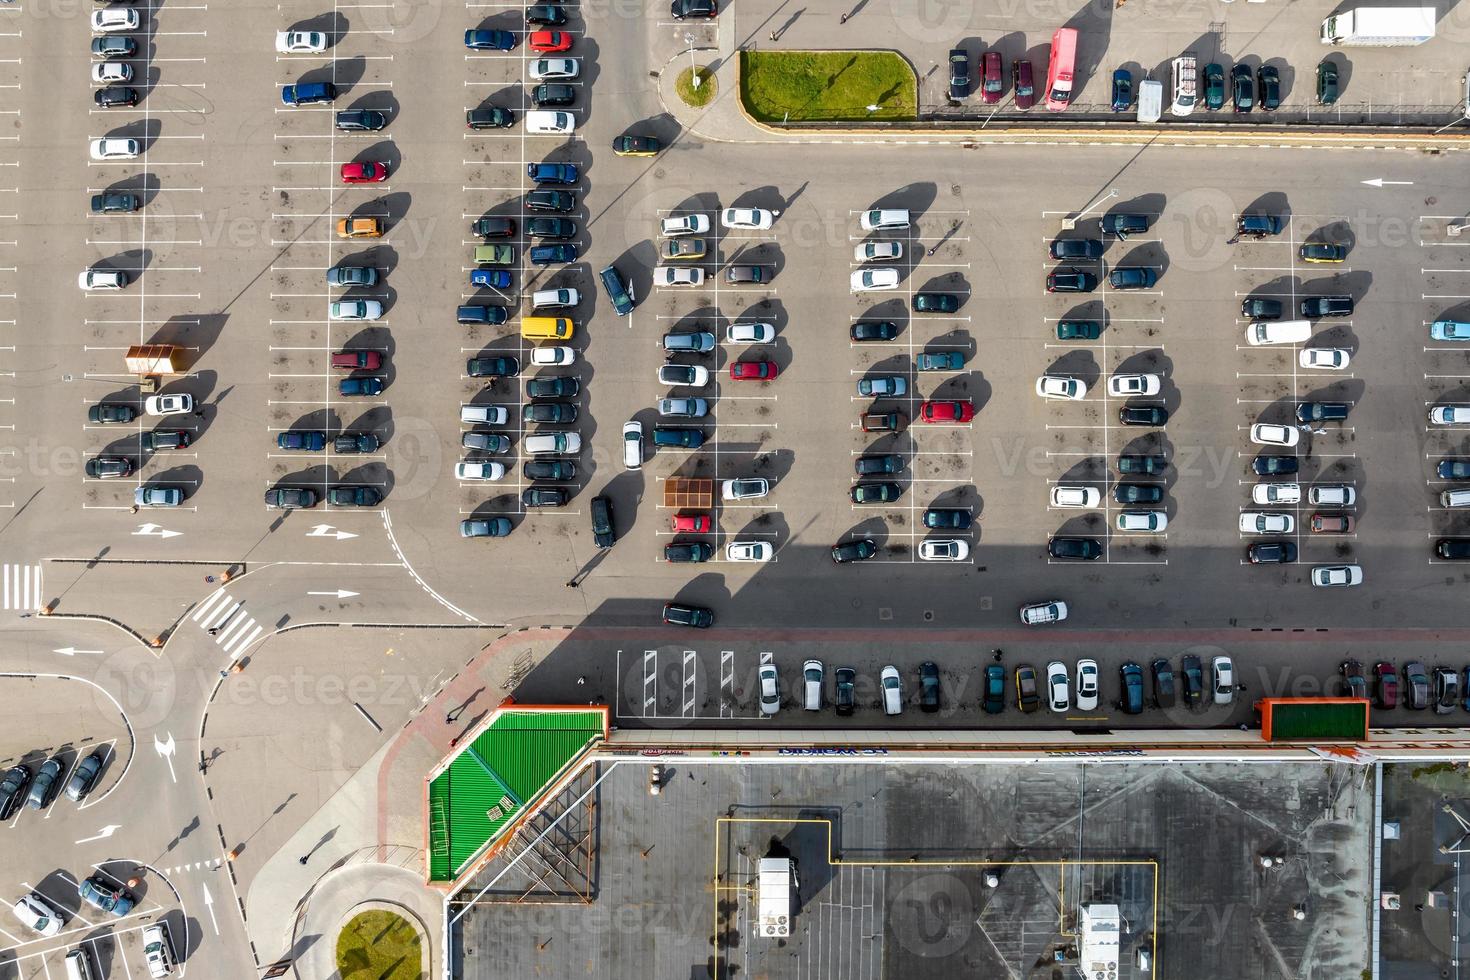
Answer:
124, 344, 184, 376
1136, 79, 1163, 123
1320, 7, 1434, 46
662, 477, 713, 510
756, 857, 798, 938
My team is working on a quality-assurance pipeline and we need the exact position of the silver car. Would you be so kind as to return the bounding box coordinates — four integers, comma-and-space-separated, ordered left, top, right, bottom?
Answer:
758, 664, 780, 715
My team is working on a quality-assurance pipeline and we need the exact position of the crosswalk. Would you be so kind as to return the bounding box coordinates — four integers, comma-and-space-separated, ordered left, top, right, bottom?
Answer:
2, 563, 41, 611
191, 589, 264, 657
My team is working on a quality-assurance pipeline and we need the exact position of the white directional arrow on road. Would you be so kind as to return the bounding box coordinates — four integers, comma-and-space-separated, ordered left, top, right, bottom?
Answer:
74, 824, 121, 845
1361, 178, 1413, 187
154, 732, 177, 783
307, 590, 360, 599
202, 882, 220, 935
306, 524, 357, 540
133, 523, 183, 539
53, 647, 103, 656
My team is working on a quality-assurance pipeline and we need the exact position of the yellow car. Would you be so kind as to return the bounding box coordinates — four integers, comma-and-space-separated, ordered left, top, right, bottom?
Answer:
1299, 242, 1346, 263
336, 217, 384, 239
611, 134, 660, 157
660, 238, 706, 261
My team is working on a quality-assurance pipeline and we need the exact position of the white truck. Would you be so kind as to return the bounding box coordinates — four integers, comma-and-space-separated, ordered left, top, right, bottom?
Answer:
1320, 7, 1435, 46
756, 857, 798, 938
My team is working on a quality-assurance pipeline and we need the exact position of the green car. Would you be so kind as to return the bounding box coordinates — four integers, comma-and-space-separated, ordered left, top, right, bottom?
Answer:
1056, 320, 1101, 340
1316, 60, 1339, 105
1202, 63, 1225, 110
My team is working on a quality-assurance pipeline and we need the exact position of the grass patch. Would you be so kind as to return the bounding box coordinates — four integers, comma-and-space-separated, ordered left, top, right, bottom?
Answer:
336, 910, 423, 980
676, 67, 717, 108
741, 50, 916, 123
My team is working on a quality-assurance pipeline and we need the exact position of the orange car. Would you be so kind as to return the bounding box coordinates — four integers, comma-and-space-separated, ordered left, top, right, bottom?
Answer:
336, 217, 383, 239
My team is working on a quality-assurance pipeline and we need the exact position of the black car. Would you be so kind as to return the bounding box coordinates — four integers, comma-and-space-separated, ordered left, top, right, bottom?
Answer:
327, 485, 381, 507
1119, 405, 1168, 426
527, 217, 577, 239
919, 661, 941, 713
523, 401, 578, 424
948, 48, 969, 100
982, 665, 1006, 714
1436, 538, 1470, 560
95, 86, 140, 108
91, 192, 140, 213
525, 3, 566, 25
665, 542, 714, 563
1118, 453, 1167, 475
923, 508, 971, 530
1100, 213, 1148, 238
336, 109, 387, 131
662, 602, 713, 628
831, 538, 877, 563
460, 517, 512, 538
1119, 662, 1145, 715
1236, 214, 1283, 237
1317, 60, 1339, 105
1049, 238, 1103, 261
591, 495, 615, 548
522, 487, 568, 507
526, 374, 579, 398
1230, 63, 1253, 112
835, 667, 857, 716
1297, 401, 1350, 422
670, 0, 716, 18
91, 36, 137, 57
64, 751, 105, 802
334, 433, 380, 454
1253, 455, 1299, 476
850, 481, 902, 504
1256, 65, 1280, 110
463, 432, 510, 453
1341, 659, 1368, 699
264, 487, 319, 509
1241, 297, 1283, 320
1180, 654, 1204, 707
600, 264, 636, 316
1248, 541, 1297, 563
472, 216, 515, 238
1048, 536, 1102, 561
467, 107, 515, 129
652, 426, 704, 449
88, 403, 137, 424
466, 356, 520, 378
1114, 483, 1163, 504
457, 305, 508, 325
0, 765, 30, 820
524, 460, 576, 481
530, 244, 578, 265
855, 454, 904, 475
531, 83, 576, 107
1151, 658, 1176, 708
1435, 667, 1460, 714
1046, 268, 1098, 293
611, 134, 661, 156
85, 457, 133, 479
850, 321, 898, 342
1300, 295, 1353, 318
913, 292, 959, 314
527, 189, 575, 213
141, 430, 190, 451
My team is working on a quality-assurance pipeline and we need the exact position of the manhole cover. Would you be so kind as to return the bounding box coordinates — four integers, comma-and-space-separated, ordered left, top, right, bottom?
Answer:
878, 607, 893, 621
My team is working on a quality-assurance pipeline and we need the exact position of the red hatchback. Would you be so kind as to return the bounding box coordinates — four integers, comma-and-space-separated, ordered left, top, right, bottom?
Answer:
729, 360, 778, 381
920, 399, 974, 423
331, 350, 383, 370
1373, 661, 1398, 709
341, 161, 388, 184
980, 51, 1004, 104
529, 30, 572, 52
672, 513, 711, 533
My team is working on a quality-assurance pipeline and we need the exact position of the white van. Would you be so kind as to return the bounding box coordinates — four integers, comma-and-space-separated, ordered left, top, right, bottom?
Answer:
1170, 53, 1197, 115
859, 208, 909, 231
1020, 600, 1068, 625
1136, 80, 1163, 123
64, 949, 94, 980
1443, 488, 1470, 508
531, 287, 579, 309
1246, 319, 1311, 346
460, 404, 509, 426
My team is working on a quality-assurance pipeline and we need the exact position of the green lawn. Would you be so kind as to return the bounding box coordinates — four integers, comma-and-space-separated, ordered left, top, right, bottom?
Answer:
336, 910, 423, 980
741, 50, 916, 123
676, 67, 717, 108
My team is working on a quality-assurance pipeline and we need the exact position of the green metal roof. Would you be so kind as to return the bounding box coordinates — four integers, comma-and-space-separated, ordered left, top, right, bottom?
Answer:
1266, 700, 1368, 740
427, 708, 603, 882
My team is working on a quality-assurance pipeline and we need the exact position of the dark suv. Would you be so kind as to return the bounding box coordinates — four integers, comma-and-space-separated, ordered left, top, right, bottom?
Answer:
1236, 214, 1283, 237
1300, 295, 1353, 318
1118, 453, 1167, 475
1150, 658, 1176, 708
1048, 536, 1102, 561
336, 109, 387, 131
947, 49, 969, 100
1180, 655, 1204, 707
591, 495, 615, 548
0, 765, 30, 820
1296, 401, 1350, 422
466, 107, 514, 129
600, 264, 635, 315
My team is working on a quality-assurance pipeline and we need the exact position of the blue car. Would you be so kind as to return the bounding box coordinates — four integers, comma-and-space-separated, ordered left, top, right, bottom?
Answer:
529, 244, 578, 265
1110, 69, 1132, 112
527, 162, 577, 185
471, 269, 512, 289
79, 876, 136, 917
277, 430, 327, 451
1431, 320, 1470, 341
1439, 459, 1470, 480
464, 29, 516, 50
339, 377, 385, 397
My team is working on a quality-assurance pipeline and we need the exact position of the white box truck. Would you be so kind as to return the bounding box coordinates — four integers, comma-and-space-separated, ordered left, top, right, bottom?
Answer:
1320, 7, 1435, 45
1136, 79, 1163, 123
756, 857, 798, 938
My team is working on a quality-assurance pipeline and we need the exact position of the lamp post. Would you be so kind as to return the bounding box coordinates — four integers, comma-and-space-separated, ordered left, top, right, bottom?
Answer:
686, 32, 699, 90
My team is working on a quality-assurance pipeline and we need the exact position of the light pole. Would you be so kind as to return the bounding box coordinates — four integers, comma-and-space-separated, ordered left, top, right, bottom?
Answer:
1062, 187, 1118, 231
685, 32, 699, 89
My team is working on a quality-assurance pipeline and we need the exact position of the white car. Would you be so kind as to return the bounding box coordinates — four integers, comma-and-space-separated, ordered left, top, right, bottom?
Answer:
275, 30, 328, 52
531, 288, 579, 309
721, 478, 769, 501
654, 266, 704, 287
1020, 600, 1067, 626
720, 207, 774, 230
92, 62, 133, 84
1035, 376, 1087, 400
1116, 510, 1167, 532
660, 214, 710, 237
142, 922, 176, 978
1046, 661, 1070, 713
1212, 655, 1234, 705
530, 345, 576, 367
1431, 405, 1470, 425
860, 208, 909, 231
525, 432, 580, 454
854, 241, 903, 262
455, 460, 506, 481
460, 404, 509, 425
1306, 484, 1355, 506
1250, 423, 1300, 447
1312, 564, 1363, 587
92, 7, 139, 31
727, 540, 773, 562
525, 110, 576, 135
880, 665, 902, 715
11, 894, 63, 937
758, 663, 780, 715
529, 58, 579, 80
850, 268, 899, 291
1107, 373, 1161, 397
79, 269, 127, 290
1075, 659, 1099, 711
1251, 482, 1301, 505
622, 420, 643, 470
90, 137, 141, 160
328, 300, 383, 320
726, 321, 775, 344
658, 364, 710, 387
802, 660, 823, 710
1239, 512, 1294, 535
918, 538, 970, 561
1300, 347, 1350, 370
1051, 485, 1101, 508
144, 393, 193, 416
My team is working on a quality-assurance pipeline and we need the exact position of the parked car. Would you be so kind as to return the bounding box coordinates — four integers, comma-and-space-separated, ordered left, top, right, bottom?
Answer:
1341, 660, 1368, 699
1180, 655, 1204, 707
880, 665, 903, 715
835, 667, 857, 716
11, 893, 63, 937
979, 51, 1003, 103
1110, 69, 1132, 111
1045, 661, 1070, 713
1057, 320, 1102, 340
1317, 60, 1340, 105
25, 759, 61, 810
1012, 59, 1035, 109
79, 876, 136, 917
948, 48, 969, 100
1211, 656, 1234, 706
1075, 659, 1099, 711
0, 766, 29, 820
1119, 662, 1145, 714
1015, 665, 1040, 712
65, 750, 106, 802
1256, 65, 1280, 110
1203, 62, 1225, 109
1231, 64, 1253, 111
982, 665, 1006, 714
831, 539, 876, 564
1404, 661, 1430, 709
1374, 662, 1399, 709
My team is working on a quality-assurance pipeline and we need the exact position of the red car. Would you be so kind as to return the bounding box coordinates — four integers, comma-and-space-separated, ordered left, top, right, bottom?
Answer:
729, 360, 778, 381
331, 350, 383, 370
341, 161, 388, 184
529, 29, 572, 52
980, 51, 1003, 105
672, 513, 711, 533
1012, 59, 1035, 110
920, 399, 974, 423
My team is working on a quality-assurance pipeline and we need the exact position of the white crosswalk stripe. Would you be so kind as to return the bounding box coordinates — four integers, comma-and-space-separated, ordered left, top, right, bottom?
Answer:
2, 563, 41, 611
190, 589, 262, 657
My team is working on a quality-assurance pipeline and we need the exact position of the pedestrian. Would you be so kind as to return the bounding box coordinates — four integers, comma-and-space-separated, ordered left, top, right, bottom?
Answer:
299, 855, 309, 865
993, 649, 1004, 663
449, 735, 460, 748
198, 760, 208, 774
194, 410, 205, 419
839, 12, 848, 23
927, 246, 938, 257
207, 627, 219, 636
1416, 903, 1425, 912
1226, 235, 1239, 245
769, 30, 777, 41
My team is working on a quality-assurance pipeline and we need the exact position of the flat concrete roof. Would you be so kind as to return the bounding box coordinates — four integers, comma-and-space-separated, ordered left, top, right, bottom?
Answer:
450, 758, 1369, 980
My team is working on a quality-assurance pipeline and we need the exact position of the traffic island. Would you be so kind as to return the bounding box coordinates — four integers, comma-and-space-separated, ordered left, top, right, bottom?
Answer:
335, 906, 426, 980
739, 50, 916, 123
676, 66, 717, 108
